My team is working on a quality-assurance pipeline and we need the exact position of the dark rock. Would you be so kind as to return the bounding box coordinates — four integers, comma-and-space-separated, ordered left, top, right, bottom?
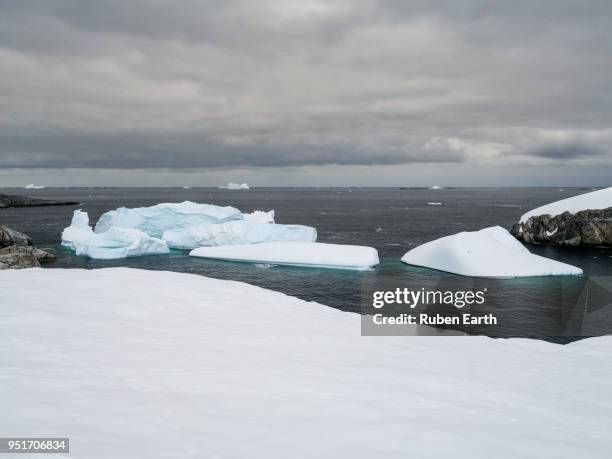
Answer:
0, 250, 41, 269
511, 207, 612, 247
0, 193, 79, 208
0, 245, 56, 263
0, 225, 32, 247
0, 226, 56, 269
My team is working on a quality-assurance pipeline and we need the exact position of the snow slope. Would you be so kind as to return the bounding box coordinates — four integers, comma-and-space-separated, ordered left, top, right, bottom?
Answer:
520, 186, 612, 222
94, 201, 242, 237
402, 226, 582, 277
61, 210, 169, 259
191, 241, 379, 270
162, 221, 317, 249
0, 268, 610, 458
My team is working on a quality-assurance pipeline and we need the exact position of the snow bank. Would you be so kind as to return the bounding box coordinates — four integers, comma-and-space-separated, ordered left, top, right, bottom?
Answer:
243, 209, 275, 223
94, 201, 242, 237
61, 210, 169, 259
520, 186, 612, 222
162, 221, 316, 249
402, 226, 582, 277
1, 267, 610, 458
191, 241, 379, 270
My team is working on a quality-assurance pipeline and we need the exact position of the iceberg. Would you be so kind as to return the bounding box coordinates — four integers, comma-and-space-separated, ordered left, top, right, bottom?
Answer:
519, 186, 612, 222
243, 210, 275, 223
190, 241, 379, 270
62, 210, 169, 259
401, 226, 582, 277
94, 201, 242, 238
163, 221, 316, 249
222, 182, 250, 190
429, 185, 443, 190
25, 184, 45, 189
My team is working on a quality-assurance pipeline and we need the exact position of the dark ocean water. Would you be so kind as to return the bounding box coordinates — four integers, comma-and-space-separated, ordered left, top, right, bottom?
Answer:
2, 186, 611, 341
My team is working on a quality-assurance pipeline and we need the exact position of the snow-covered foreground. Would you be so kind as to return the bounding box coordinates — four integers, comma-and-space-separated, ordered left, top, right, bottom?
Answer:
520, 186, 612, 222
1, 268, 611, 458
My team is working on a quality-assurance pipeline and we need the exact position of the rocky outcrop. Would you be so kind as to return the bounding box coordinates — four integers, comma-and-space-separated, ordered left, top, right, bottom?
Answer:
0, 225, 32, 247
0, 226, 56, 269
511, 208, 612, 247
0, 193, 79, 208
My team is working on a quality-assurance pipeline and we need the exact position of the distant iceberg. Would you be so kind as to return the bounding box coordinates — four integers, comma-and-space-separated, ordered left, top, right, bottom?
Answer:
94, 201, 242, 238
25, 184, 45, 189
519, 186, 612, 222
222, 182, 250, 190
163, 221, 316, 249
429, 185, 443, 190
190, 241, 379, 270
61, 210, 169, 259
401, 226, 582, 277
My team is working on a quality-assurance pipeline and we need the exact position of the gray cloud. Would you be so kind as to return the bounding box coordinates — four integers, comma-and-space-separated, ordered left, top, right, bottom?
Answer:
526, 143, 606, 160
0, 0, 611, 176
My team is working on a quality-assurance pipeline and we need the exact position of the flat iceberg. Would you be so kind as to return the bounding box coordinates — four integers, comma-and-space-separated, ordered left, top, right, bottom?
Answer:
163, 221, 316, 249
94, 201, 242, 237
401, 226, 582, 277
62, 210, 169, 259
25, 183, 45, 189
520, 186, 612, 222
243, 210, 275, 223
190, 241, 379, 270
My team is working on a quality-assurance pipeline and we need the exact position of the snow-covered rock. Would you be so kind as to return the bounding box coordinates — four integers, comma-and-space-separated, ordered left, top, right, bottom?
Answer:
513, 187, 612, 247
519, 186, 612, 222
191, 241, 379, 270
94, 201, 242, 238
163, 221, 316, 249
62, 210, 169, 259
1, 267, 611, 458
243, 210, 275, 224
402, 226, 582, 277
223, 182, 250, 190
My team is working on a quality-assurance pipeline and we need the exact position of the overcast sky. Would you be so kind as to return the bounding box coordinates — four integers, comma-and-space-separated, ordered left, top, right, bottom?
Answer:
1, 0, 611, 186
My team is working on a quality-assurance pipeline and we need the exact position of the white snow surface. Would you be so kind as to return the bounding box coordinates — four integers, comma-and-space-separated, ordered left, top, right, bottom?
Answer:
402, 226, 583, 277
94, 201, 242, 237
520, 186, 612, 222
1, 268, 611, 458
61, 210, 169, 259
163, 221, 317, 249
243, 209, 275, 223
191, 241, 379, 270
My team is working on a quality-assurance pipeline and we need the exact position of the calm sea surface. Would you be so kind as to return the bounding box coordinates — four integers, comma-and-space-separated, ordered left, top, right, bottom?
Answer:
2, 187, 611, 341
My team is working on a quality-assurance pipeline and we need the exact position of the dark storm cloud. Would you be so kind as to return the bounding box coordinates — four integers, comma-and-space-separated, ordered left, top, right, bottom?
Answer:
0, 0, 611, 171
526, 143, 605, 160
